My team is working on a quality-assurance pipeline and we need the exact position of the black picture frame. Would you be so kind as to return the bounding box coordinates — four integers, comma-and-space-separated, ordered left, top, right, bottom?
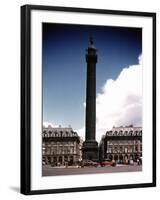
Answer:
21, 4, 156, 195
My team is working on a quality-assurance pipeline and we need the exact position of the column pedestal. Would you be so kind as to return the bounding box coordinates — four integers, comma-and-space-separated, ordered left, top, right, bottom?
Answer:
82, 140, 99, 161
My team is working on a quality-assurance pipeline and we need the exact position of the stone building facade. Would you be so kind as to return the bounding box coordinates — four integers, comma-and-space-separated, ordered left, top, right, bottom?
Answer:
42, 126, 82, 166
99, 126, 142, 163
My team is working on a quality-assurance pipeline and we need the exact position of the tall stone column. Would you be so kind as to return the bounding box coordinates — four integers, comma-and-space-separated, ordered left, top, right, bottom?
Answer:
82, 37, 99, 161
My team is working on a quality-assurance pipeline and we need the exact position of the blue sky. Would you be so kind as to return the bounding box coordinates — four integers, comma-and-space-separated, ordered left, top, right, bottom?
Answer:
42, 23, 142, 130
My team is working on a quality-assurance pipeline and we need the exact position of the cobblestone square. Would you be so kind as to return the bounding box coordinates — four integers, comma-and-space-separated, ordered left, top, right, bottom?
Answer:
42, 165, 142, 176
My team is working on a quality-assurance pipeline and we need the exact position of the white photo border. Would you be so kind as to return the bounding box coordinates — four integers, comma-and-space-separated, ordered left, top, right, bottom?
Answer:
21, 5, 156, 195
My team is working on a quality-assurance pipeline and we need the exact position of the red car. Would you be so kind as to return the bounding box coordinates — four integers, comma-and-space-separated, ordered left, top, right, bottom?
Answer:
81, 160, 99, 167
100, 159, 116, 167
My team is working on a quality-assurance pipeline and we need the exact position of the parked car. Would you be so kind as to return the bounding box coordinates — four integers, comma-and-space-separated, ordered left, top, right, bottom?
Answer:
100, 159, 116, 167
81, 160, 99, 167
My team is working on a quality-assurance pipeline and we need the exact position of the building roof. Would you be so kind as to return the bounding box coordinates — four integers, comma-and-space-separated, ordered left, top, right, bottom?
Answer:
42, 127, 79, 138
105, 126, 142, 137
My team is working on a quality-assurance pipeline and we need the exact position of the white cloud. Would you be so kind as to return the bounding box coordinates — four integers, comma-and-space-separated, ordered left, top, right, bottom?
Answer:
75, 127, 85, 141
43, 122, 59, 128
77, 55, 142, 142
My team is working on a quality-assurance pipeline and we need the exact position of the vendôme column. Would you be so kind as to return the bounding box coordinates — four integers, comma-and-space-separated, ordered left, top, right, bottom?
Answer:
82, 37, 99, 161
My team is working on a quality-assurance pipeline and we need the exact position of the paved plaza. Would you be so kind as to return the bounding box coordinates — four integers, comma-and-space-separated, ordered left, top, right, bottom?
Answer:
42, 165, 142, 176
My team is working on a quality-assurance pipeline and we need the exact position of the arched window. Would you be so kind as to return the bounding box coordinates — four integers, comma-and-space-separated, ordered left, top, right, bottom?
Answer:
114, 154, 118, 160
119, 130, 123, 136
124, 131, 128, 136
119, 155, 123, 160
54, 131, 57, 137
114, 131, 117, 136
139, 130, 142, 136
60, 131, 63, 137
134, 131, 138, 136
108, 154, 113, 160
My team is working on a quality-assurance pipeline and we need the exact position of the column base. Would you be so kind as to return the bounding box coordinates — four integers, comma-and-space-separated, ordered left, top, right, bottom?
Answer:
82, 140, 99, 161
